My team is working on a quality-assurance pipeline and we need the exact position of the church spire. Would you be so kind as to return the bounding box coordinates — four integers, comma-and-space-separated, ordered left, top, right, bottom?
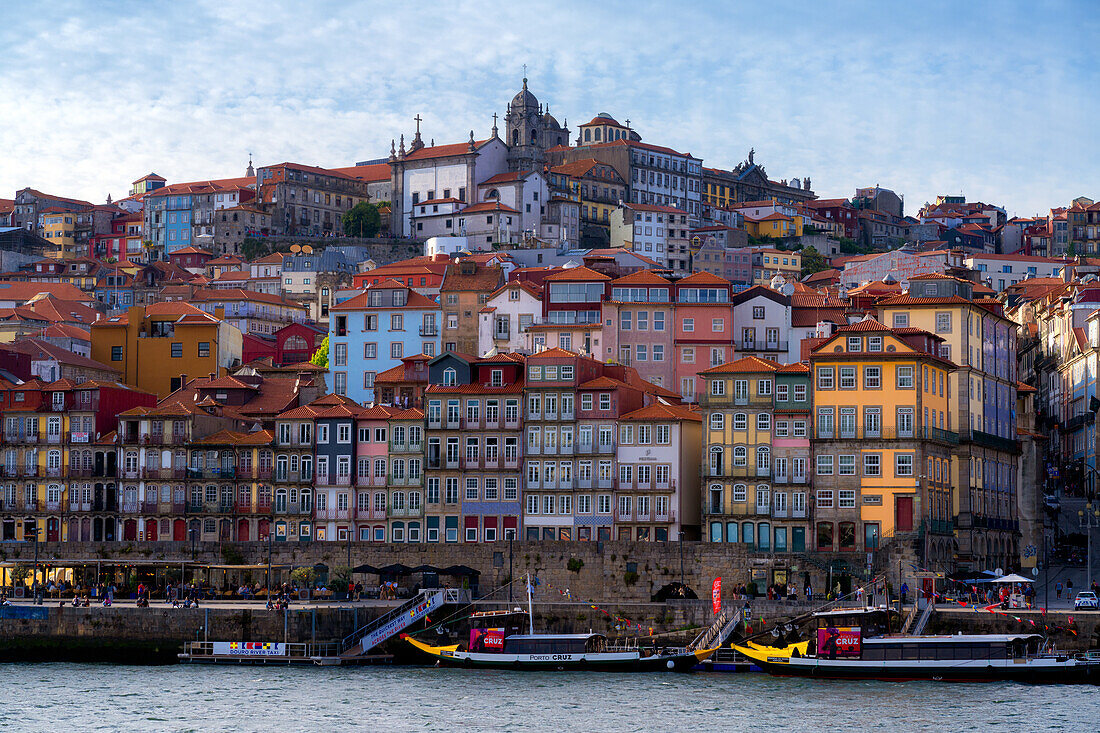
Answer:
492, 112, 499, 139
246, 152, 254, 178
409, 114, 425, 153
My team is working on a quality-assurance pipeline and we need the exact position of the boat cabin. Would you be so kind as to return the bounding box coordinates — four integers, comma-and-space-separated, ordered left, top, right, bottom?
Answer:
860, 634, 1045, 661
811, 607, 899, 638
502, 634, 609, 655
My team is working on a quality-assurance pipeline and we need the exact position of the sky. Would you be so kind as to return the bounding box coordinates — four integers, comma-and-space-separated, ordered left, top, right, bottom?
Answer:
1, 0, 1097, 217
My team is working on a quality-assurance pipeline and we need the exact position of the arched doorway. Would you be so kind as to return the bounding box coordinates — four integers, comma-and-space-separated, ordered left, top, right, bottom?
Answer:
145, 519, 158, 541
237, 518, 250, 542
173, 518, 186, 541
123, 519, 137, 541
46, 517, 60, 542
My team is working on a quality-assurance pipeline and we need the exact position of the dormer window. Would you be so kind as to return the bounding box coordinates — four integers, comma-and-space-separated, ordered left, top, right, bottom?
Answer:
443, 368, 457, 386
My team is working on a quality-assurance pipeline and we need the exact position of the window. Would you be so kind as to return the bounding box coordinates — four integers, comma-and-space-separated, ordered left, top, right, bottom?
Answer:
838, 490, 856, 508
816, 490, 834, 508
895, 453, 914, 476
863, 454, 881, 476
776, 384, 788, 402
896, 366, 914, 389
756, 413, 771, 431
935, 312, 952, 333
839, 366, 856, 389
847, 336, 861, 352
198, 342, 210, 358
710, 413, 724, 431
774, 420, 788, 437
757, 379, 772, 396
710, 379, 725, 396
892, 312, 909, 328
816, 408, 834, 438
793, 384, 807, 402
838, 454, 856, 475
864, 366, 881, 389
752, 306, 765, 319
733, 413, 747, 430
111, 346, 123, 361
817, 367, 834, 390
868, 336, 883, 352
171, 343, 183, 358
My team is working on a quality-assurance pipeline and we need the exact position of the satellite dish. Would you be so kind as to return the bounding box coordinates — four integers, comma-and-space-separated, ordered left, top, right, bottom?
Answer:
290, 244, 301, 254
302, 245, 314, 254
1031, 567, 1039, 577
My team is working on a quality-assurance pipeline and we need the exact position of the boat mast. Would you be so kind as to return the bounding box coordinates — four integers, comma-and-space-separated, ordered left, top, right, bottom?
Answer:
526, 572, 534, 634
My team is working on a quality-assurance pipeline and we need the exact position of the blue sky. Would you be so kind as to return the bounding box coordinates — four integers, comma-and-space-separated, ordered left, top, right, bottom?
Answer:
1, 0, 1097, 216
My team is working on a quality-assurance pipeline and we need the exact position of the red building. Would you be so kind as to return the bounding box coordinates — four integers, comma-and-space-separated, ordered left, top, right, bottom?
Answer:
168, 246, 215, 271
275, 322, 327, 366
805, 198, 860, 239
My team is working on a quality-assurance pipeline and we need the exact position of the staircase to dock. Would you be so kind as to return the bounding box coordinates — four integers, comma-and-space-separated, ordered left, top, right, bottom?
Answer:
334, 588, 471, 661
689, 608, 743, 651
912, 602, 936, 635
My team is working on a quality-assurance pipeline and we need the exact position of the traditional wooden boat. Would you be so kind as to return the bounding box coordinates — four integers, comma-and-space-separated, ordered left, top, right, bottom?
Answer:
734, 607, 1100, 683
405, 632, 715, 672
404, 574, 718, 672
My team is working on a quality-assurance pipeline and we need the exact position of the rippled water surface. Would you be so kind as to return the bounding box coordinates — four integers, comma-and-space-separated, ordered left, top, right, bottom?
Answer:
1, 664, 1098, 732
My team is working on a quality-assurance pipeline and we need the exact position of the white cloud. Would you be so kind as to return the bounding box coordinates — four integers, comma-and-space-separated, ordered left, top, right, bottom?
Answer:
0, 0, 1097, 216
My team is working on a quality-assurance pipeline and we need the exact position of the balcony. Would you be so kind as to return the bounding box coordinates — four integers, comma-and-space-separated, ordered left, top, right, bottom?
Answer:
68, 500, 93, 512
1064, 412, 1094, 432
419, 325, 439, 337
967, 429, 1021, 454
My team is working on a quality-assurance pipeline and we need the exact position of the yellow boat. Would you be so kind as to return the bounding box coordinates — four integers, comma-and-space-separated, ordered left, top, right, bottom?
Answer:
743, 640, 809, 659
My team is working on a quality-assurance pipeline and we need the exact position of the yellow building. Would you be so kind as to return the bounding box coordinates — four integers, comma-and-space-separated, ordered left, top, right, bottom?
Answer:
699, 356, 812, 562
90, 302, 243, 398
810, 317, 957, 567
41, 208, 77, 259
744, 212, 795, 238
549, 158, 627, 237
875, 274, 1021, 572
751, 248, 802, 284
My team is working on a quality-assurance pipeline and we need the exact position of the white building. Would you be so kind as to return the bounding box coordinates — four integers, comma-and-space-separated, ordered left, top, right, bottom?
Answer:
477, 280, 544, 356
731, 285, 799, 364
390, 135, 510, 237
609, 203, 690, 267
965, 253, 1067, 291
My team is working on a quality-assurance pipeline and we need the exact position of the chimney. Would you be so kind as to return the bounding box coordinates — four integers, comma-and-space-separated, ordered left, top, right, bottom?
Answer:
214, 306, 225, 320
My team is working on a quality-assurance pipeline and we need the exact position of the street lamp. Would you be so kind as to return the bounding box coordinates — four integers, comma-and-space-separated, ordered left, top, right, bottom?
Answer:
30, 524, 41, 605
1077, 502, 1100, 592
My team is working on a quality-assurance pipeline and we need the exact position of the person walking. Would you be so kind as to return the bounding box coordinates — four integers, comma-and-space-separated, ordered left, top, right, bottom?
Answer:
900, 582, 909, 605
1056, 580, 1063, 599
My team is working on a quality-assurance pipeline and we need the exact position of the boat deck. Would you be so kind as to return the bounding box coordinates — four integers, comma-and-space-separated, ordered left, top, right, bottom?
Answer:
179, 641, 393, 666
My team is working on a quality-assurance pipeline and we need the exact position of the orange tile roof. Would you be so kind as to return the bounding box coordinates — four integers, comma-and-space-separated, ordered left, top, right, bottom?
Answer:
676, 271, 730, 287
402, 139, 491, 162
700, 356, 781, 375
330, 163, 391, 183
619, 403, 701, 422
542, 266, 611, 282
610, 270, 671, 287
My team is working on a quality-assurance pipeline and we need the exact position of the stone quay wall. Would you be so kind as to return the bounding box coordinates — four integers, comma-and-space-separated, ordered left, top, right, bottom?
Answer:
5, 539, 845, 603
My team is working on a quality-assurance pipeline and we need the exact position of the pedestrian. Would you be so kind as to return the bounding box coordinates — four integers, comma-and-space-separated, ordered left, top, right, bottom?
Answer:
355, 582, 363, 601
804, 583, 812, 600
1067, 579, 1074, 595
1056, 580, 1063, 599
900, 582, 909, 605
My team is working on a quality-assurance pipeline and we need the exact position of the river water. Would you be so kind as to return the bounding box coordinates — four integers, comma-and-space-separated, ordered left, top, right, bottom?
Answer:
1, 664, 1097, 732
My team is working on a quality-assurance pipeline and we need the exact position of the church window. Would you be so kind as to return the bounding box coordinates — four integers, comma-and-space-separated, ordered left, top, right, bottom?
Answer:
458, 187, 466, 201
584, 129, 591, 142
530, 129, 537, 144
512, 130, 519, 145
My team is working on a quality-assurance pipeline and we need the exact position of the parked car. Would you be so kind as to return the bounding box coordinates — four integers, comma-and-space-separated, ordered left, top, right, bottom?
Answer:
1073, 591, 1098, 610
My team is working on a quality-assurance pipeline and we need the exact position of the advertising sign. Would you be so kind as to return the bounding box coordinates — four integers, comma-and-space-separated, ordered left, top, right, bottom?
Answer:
212, 641, 284, 656
816, 626, 861, 659
712, 577, 722, 615
469, 627, 505, 652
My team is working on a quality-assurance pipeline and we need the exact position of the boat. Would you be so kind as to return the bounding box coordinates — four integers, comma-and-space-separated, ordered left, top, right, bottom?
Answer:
404, 574, 719, 672
733, 607, 1100, 683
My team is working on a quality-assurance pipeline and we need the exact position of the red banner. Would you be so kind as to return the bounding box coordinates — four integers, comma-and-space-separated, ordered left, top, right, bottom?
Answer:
469, 628, 505, 653
712, 577, 722, 615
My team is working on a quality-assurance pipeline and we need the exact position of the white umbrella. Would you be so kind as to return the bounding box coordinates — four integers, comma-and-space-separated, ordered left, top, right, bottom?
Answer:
993, 573, 1034, 583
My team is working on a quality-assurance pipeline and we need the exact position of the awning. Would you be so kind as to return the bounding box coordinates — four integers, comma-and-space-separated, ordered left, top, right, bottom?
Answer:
441, 565, 481, 577
993, 574, 1034, 583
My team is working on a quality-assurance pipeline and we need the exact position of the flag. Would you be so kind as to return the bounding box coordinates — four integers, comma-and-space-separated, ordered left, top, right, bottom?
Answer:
712, 577, 722, 615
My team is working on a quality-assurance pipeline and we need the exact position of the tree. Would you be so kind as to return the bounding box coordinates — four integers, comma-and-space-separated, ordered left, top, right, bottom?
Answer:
241, 237, 271, 261
343, 202, 382, 238
800, 245, 829, 279
310, 336, 329, 368
290, 566, 316, 589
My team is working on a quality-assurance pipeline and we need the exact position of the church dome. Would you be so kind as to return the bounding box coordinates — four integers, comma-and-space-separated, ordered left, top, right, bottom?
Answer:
511, 79, 538, 111
543, 112, 561, 130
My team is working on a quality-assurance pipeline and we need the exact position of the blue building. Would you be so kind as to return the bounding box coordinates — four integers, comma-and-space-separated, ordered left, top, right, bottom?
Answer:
328, 281, 441, 403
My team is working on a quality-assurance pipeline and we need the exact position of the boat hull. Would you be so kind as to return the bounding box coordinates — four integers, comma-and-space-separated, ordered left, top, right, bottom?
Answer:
733, 645, 1100, 683
405, 635, 712, 672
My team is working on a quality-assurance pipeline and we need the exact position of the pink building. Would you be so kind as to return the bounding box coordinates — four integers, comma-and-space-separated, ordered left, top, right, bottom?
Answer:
602, 270, 676, 388
355, 405, 398, 541
671, 271, 736, 402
